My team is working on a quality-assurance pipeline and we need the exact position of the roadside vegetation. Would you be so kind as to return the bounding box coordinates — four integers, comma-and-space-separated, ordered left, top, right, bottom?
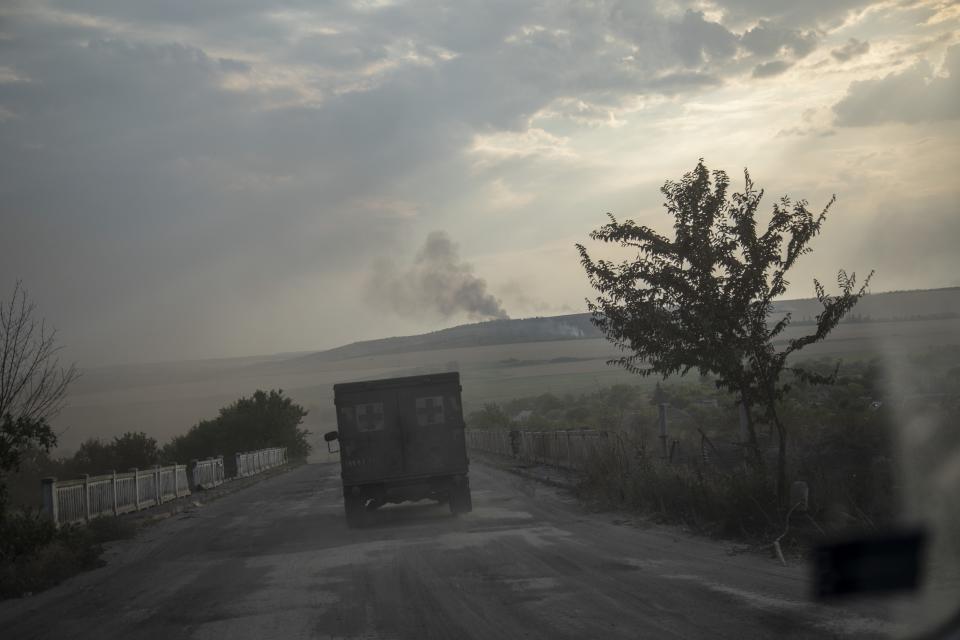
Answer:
0, 281, 311, 599
7, 390, 311, 512
470, 159, 957, 556
163, 389, 310, 476
0, 510, 137, 599
469, 347, 959, 552
577, 160, 872, 506
1, 389, 309, 599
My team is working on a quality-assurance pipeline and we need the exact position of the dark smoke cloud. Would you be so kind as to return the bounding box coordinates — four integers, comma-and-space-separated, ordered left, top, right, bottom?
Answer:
367, 231, 509, 321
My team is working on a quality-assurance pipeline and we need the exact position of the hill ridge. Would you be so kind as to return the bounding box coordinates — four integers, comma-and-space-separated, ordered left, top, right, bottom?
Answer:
295, 286, 960, 364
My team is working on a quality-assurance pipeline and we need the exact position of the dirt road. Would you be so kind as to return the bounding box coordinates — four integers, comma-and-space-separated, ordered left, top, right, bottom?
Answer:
1, 462, 900, 639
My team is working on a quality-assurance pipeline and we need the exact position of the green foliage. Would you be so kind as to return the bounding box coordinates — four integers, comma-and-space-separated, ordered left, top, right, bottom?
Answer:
0, 508, 137, 599
0, 281, 80, 519
468, 403, 510, 430
576, 160, 872, 504
163, 389, 309, 474
0, 416, 56, 516
579, 449, 779, 540
467, 384, 660, 433
0, 508, 57, 563
70, 432, 160, 476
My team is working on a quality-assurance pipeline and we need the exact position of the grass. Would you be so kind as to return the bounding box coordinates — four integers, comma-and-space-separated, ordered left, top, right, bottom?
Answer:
574, 443, 863, 558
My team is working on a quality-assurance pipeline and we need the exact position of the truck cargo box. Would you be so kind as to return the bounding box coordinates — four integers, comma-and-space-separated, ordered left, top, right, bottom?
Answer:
326, 372, 472, 526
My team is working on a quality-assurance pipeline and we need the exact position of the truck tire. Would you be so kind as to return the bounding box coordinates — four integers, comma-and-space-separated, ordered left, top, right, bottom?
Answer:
345, 494, 365, 528
449, 483, 473, 515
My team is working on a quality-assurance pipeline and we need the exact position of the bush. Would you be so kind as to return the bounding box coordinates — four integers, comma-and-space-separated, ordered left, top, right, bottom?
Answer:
0, 510, 138, 599
577, 443, 779, 540
163, 389, 309, 475
0, 509, 57, 563
70, 432, 160, 477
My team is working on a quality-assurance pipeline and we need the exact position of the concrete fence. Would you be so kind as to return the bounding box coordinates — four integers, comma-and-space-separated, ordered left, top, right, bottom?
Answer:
191, 456, 225, 489
42, 446, 288, 527
235, 447, 287, 478
466, 429, 618, 471
42, 464, 191, 527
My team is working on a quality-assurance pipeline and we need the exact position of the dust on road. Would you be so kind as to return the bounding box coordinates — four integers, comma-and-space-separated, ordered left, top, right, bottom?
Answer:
0, 462, 901, 639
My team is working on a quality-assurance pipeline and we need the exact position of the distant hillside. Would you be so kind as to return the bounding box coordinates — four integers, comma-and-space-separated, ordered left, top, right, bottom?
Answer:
295, 287, 960, 364
293, 314, 602, 363
771, 287, 960, 321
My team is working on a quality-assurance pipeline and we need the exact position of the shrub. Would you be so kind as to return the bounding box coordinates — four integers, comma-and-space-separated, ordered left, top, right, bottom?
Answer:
163, 389, 309, 475
577, 441, 781, 541
0, 510, 138, 599
0, 509, 57, 563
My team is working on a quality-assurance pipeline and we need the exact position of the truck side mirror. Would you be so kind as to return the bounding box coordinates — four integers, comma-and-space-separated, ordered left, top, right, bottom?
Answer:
324, 430, 340, 454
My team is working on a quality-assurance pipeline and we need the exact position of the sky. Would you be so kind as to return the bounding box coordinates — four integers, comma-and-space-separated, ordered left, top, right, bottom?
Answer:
1, 0, 959, 366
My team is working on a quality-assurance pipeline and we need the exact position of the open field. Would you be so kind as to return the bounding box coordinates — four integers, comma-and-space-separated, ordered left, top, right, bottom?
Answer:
49, 313, 960, 456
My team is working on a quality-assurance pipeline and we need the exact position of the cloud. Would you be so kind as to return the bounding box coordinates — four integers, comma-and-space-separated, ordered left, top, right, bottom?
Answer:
753, 59, 793, 78
740, 19, 819, 58
669, 10, 739, 67
217, 57, 251, 73
0, 0, 956, 363
710, 0, 875, 29
649, 71, 723, 93
365, 231, 509, 321
833, 45, 960, 125
831, 38, 870, 62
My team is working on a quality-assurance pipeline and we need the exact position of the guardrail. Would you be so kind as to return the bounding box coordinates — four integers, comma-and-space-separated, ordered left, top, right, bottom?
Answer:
192, 456, 225, 489
235, 447, 287, 478
42, 446, 289, 527
42, 464, 191, 527
466, 429, 620, 471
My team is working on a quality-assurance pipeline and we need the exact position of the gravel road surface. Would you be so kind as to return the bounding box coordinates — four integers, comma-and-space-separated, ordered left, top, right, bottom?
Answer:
1, 461, 901, 639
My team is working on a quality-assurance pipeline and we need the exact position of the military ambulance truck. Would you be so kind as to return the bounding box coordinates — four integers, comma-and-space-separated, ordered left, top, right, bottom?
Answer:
324, 372, 472, 527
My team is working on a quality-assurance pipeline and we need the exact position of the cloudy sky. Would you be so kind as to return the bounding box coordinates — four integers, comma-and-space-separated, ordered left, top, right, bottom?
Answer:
1, 0, 958, 365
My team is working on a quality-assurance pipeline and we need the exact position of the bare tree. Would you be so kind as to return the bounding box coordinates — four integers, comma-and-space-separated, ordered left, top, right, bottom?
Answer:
0, 281, 79, 514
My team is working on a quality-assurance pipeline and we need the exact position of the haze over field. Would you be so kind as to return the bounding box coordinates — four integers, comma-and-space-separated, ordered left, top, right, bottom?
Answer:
48, 287, 960, 455
2, 0, 960, 368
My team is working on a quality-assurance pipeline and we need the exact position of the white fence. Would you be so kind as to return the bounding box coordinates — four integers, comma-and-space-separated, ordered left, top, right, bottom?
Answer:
42, 447, 289, 527
42, 465, 191, 527
235, 447, 287, 477
192, 456, 225, 489
467, 429, 627, 471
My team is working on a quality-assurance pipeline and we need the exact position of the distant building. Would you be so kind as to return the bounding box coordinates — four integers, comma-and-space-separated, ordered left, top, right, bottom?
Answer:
511, 409, 534, 423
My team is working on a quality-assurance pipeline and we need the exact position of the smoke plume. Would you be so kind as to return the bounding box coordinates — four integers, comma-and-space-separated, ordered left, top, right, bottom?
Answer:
366, 231, 509, 320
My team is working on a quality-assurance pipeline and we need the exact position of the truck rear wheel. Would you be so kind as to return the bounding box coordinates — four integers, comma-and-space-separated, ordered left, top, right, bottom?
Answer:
449, 482, 473, 515
345, 494, 365, 528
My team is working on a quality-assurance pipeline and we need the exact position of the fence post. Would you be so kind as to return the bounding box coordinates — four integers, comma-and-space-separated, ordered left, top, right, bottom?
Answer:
132, 468, 140, 510
173, 465, 179, 499
738, 402, 753, 462
83, 474, 91, 522
235, 453, 242, 478
188, 459, 198, 492
42, 477, 59, 527
154, 465, 162, 504
658, 403, 669, 459
112, 470, 118, 516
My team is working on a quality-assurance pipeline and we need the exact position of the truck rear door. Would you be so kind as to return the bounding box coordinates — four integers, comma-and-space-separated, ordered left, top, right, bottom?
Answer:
396, 381, 467, 477
336, 389, 404, 482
